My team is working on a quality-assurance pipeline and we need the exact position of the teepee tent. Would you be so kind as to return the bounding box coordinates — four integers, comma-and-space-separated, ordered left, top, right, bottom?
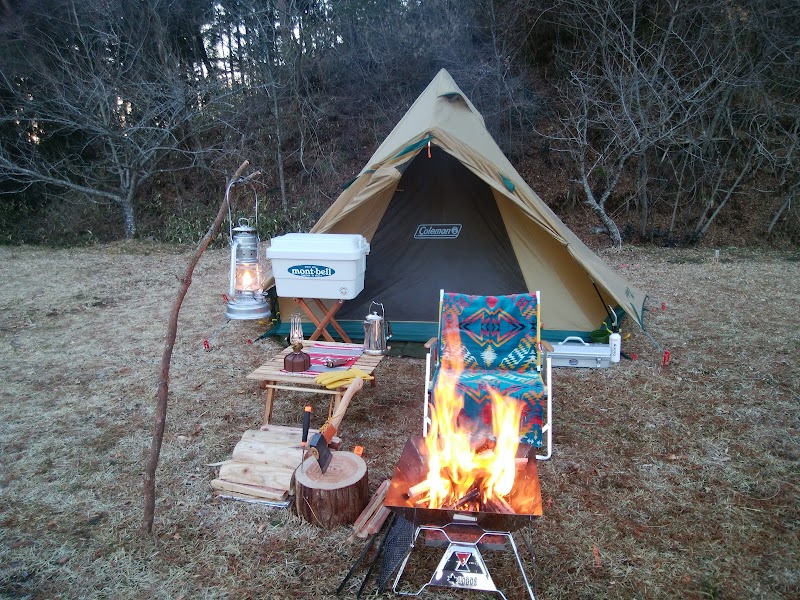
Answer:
264, 69, 647, 343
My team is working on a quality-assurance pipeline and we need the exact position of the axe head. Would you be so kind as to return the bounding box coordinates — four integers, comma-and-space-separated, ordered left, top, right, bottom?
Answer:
309, 431, 333, 473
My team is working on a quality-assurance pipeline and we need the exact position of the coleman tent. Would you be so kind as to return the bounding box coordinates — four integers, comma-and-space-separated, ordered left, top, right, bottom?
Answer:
264, 68, 647, 343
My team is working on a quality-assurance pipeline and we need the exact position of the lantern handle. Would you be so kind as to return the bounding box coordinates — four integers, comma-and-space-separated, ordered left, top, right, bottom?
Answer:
228, 238, 239, 297
225, 168, 261, 240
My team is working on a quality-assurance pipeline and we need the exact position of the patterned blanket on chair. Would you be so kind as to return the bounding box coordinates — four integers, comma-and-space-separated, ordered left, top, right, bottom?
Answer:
440, 292, 540, 370
434, 292, 546, 446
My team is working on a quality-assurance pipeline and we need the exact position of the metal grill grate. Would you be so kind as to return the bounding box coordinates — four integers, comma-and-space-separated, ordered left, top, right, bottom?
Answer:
377, 515, 415, 591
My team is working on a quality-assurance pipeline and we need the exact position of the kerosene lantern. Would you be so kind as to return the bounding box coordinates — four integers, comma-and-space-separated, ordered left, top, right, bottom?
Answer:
225, 218, 270, 320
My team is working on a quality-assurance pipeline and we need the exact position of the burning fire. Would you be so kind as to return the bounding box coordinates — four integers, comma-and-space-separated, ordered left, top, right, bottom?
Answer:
420, 323, 524, 510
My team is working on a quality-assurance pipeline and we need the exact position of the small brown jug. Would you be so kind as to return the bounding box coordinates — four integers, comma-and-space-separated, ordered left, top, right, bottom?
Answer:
284, 342, 311, 372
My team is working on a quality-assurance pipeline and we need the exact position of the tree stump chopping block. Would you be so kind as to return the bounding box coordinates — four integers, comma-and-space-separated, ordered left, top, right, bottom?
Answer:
294, 451, 368, 529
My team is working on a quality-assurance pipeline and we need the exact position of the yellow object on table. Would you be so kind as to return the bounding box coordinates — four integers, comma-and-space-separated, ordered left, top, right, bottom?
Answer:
315, 368, 374, 389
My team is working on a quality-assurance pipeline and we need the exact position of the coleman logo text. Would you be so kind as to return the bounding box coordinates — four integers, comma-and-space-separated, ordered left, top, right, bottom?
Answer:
288, 265, 335, 277
414, 224, 462, 239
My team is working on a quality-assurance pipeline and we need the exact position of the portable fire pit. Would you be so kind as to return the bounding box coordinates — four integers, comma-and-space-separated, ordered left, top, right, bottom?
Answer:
383, 436, 543, 599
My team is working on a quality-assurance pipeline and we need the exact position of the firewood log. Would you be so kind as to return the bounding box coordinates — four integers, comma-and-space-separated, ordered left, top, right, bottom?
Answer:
210, 479, 288, 501
219, 462, 295, 491
231, 439, 304, 470
362, 505, 391, 537
407, 479, 430, 498
484, 495, 515, 514
351, 479, 390, 536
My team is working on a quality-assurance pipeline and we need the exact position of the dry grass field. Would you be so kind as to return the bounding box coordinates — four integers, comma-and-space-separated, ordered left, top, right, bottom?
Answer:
0, 242, 797, 599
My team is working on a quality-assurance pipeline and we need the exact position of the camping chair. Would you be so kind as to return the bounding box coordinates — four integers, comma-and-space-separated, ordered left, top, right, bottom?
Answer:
423, 290, 553, 460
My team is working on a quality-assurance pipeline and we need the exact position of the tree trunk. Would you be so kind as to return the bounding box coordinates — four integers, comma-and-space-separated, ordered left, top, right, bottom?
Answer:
272, 84, 288, 209
638, 153, 649, 239
767, 189, 795, 236
295, 452, 369, 529
582, 175, 622, 248
595, 206, 623, 248
120, 187, 138, 239
692, 145, 757, 242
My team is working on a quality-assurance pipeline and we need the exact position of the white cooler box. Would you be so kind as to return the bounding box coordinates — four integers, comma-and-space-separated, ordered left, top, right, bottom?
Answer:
546, 336, 611, 368
266, 233, 370, 300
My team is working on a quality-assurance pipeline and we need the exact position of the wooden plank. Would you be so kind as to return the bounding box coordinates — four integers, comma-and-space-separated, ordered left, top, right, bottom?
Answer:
219, 462, 295, 490
241, 427, 341, 447
211, 479, 288, 501
262, 383, 340, 395
232, 440, 305, 470
242, 426, 307, 444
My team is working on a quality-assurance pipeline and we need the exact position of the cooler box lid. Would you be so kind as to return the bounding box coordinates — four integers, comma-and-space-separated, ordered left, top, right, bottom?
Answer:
266, 233, 370, 260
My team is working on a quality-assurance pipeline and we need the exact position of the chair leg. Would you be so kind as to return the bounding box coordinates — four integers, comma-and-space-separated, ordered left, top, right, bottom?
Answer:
423, 351, 432, 437
535, 356, 553, 460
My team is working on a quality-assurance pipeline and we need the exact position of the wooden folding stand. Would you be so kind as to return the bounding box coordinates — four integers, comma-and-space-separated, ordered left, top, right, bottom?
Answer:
247, 342, 384, 425
293, 297, 352, 343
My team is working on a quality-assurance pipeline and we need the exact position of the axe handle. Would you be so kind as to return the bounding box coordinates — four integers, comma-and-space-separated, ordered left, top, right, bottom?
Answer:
323, 377, 364, 443
301, 406, 312, 445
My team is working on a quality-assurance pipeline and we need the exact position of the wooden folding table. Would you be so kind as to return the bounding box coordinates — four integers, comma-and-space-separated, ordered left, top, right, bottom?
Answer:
247, 341, 384, 425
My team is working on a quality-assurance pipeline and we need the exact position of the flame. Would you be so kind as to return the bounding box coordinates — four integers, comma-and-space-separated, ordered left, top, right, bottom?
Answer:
423, 319, 523, 509
237, 265, 262, 291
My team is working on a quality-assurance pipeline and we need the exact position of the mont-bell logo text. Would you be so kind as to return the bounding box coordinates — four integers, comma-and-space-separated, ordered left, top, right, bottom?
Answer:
414, 224, 462, 239
288, 264, 335, 278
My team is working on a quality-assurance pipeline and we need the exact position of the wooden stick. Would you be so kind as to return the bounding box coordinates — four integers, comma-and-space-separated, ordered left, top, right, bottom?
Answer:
407, 479, 430, 498
414, 494, 431, 507
447, 487, 480, 510
484, 494, 515, 515
143, 160, 254, 534
361, 505, 391, 537
351, 479, 390, 534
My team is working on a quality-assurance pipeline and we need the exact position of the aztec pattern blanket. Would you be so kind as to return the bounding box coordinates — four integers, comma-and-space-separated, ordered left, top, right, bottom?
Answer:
433, 292, 546, 446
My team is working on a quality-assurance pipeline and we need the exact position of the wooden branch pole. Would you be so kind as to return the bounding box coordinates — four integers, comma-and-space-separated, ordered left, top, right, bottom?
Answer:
142, 160, 256, 534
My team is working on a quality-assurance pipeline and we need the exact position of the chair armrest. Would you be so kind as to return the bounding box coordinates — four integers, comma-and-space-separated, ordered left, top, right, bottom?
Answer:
424, 337, 439, 367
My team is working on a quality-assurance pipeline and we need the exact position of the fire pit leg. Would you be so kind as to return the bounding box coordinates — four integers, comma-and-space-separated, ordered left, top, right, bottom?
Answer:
391, 523, 538, 600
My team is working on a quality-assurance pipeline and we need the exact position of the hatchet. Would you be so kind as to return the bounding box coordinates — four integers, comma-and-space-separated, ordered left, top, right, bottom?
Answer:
309, 377, 364, 473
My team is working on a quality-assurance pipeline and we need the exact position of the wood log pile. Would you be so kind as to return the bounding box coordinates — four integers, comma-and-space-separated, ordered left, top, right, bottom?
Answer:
210, 424, 339, 503
348, 479, 391, 541
403, 457, 529, 513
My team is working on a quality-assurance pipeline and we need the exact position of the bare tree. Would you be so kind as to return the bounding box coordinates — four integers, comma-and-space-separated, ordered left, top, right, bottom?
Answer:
543, 0, 735, 246
0, 0, 228, 238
